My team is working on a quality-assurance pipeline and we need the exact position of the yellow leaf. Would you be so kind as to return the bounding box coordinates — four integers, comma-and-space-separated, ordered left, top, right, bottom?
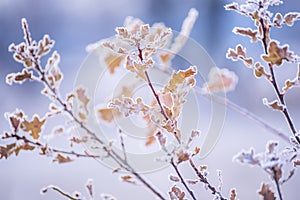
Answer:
22, 115, 46, 140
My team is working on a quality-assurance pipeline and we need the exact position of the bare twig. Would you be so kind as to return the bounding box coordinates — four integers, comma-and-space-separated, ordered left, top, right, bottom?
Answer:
189, 159, 227, 200
259, 18, 300, 144
272, 167, 283, 200
170, 159, 197, 200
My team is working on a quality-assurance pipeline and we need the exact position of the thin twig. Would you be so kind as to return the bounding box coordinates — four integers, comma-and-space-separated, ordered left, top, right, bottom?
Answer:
170, 159, 197, 200
118, 129, 127, 163
44, 186, 80, 200
14, 23, 167, 200
259, 18, 300, 144
189, 159, 227, 200
272, 167, 283, 200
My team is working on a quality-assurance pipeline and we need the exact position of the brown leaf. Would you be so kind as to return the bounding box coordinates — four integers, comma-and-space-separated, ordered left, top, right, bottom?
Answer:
293, 160, 300, 167
14, 143, 35, 156
284, 12, 300, 26
234, 27, 258, 42
258, 183, 275, 200
263, 99, 284, 111
0, 143, 16, 159
14, 69, 32, 82
76, 88, 90, 114
169, 175, 180, 182
262, 41, 294, 66
104, 54, 124, 74
120, 175, 136, 184
177, 150, 190, 164
229, 188, 237, 200
22, 115, 46, 140
98, 108, 115, 122
54, 154, 73, 164
254, 63, 271, 79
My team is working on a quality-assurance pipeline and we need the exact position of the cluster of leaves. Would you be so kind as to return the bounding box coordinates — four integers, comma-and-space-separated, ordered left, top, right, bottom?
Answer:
226, 0, 300, 199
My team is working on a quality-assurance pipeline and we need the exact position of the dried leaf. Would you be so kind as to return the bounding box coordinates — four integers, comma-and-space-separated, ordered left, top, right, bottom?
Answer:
169, 175, 180, 182
169, 185, 185, 200
22, 115, 46, 140
258, 183, 275, 200
273, 13, 283, 27
203, 67, 238, 93
284, 12, 300, 26
104, 54, 125, 74
54, 154, 73, 164
120, 175, 136, 184
14, 143, 35, 156
254, 63, 271, 79
263, 98, 285, 111
0, 143, 16, 159
233, 27, 258, 42
262, 41, 294, 66
177, 150, 190, 164
98, 108, 116, 122
76, 87, 90, 114
229, 188, 237, 200
293, 160, 300, 167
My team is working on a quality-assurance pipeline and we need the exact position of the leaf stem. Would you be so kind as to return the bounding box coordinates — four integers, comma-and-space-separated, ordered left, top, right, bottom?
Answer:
171, 159, 197, 200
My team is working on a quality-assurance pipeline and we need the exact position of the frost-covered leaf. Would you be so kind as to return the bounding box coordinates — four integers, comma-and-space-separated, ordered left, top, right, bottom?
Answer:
101, 194, 116, 200
262, 41, 294, 66
120, 175, 136, 184
104, 53, 125, 74
258, 183, 275, 200
202, 67, 238, 94
169, 175, 180, 182
22, 115, 46, 140
273, 13, 283, 27
284, 12, 300, 26
54, 153, 73, 164
254, 62, 271, 79
169, 185, 185, 200
263, 98, 285, 111
76, 87, 90, 114
233, 27, 258, 42
229, 188, 237, 200
234, 148, 260, 166
293, 160, 300, 167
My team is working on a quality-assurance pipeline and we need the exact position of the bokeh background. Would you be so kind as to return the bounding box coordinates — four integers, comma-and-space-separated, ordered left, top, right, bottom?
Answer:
1, 0, 300, 199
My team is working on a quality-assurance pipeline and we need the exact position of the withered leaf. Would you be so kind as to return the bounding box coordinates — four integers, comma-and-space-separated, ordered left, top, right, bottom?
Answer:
120, 175, 136, 184
98, 108, 115, 122
284, 12, 300, 26
263, 99, 284, 111
104, 54, 125, 74
229, 188, 237, 200
293, 160, 300, 167
76, 88, 90, 114
0, 143, 16, 159
234, 27, 258, 42
22, 115, 46, 140
262, 41, 293, 66
54, 153, 73, 164
258, 183, 275, 200
169, 175, 180, 182
14, 143, 35, 156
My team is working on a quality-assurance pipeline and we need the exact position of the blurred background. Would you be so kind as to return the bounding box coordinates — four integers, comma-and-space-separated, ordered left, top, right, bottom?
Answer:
1, 0, 300, 199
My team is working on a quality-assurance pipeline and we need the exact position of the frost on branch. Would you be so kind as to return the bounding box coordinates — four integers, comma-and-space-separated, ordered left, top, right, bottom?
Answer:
202, 67, 238, 94
87, 8, 199, 75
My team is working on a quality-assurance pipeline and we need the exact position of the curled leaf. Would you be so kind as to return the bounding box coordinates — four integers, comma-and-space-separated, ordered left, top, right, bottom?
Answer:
54, 154, 73, 164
